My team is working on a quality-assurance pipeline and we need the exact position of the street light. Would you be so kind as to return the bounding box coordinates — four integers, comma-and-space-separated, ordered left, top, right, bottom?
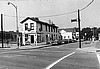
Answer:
8, 2, 20, 49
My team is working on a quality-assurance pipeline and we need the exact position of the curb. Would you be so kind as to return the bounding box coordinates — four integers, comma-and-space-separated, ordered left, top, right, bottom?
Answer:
19, 44, 52, 50
76, 47, 100, 53
0, 44, 52, 50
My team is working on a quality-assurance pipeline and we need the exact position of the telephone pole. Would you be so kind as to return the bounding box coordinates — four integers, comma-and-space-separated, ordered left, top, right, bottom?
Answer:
1, 14, 4, 48
78, 9, 81, 48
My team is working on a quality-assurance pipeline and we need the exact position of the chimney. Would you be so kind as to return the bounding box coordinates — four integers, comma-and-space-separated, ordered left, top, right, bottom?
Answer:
34, 17, 39, 21
31, 17, 39, 21
49, 20, 52, 24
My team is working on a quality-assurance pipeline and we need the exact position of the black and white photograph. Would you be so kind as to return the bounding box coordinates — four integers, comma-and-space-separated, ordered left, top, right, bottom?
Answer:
0, 0, 100, 69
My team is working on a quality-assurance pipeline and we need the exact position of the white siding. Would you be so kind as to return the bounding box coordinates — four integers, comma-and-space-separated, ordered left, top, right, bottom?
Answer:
22, 19, 36, 33
60, 30, 73, 39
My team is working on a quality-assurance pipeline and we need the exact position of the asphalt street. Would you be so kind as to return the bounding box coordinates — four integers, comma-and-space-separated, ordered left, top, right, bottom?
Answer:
0, 42, 99, 69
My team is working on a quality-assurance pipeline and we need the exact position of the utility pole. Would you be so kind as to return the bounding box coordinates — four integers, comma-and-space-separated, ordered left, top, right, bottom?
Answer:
78, 9, 81, 48
1, 14, 4, 48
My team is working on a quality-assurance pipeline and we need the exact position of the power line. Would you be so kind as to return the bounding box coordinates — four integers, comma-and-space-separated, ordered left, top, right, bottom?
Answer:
39, 0, 95, 18
38, 11, 78, 18
4, 14, 25, 18
80, 0, 94, 11
4, 0, 94, 18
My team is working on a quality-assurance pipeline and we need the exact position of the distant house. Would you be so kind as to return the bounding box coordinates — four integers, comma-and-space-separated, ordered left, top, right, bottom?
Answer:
20, 17, 59, 45
76, 32, 79, 40
98, 33, 100, 40
59, 28, 78, 40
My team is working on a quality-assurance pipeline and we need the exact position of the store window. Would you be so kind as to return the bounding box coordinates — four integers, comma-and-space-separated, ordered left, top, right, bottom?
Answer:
25, 34, 28, 41
40, 24, 42, 31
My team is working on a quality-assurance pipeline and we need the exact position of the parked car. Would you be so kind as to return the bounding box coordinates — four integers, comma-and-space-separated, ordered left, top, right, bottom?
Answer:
68, 39, 72, 43
51, 39, 62, 46
25, 41, 30, 45
51, 40, 57, 46
68, 39, 77, 43
61, 39, 76, 44
57, 40, 62, 45
61, 39, 68, 44
72, 39, 77, 43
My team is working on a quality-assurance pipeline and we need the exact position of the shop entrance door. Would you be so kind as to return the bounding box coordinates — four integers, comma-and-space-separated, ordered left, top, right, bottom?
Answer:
46, 35, 48, 44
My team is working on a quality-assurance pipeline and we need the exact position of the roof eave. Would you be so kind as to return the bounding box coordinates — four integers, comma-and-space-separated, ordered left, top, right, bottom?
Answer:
20, 17, 32, 24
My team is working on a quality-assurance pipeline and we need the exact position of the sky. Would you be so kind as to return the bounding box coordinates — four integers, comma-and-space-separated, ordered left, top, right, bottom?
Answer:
0, 0, 100, 31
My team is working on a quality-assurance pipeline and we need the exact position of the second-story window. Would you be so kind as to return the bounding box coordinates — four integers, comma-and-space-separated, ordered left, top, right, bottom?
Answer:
49, 26, 50, 32
53, 27, 55, 32
40, 24, 42, 31
46, 25, 47, 31
25, 23, 28, 30
51, 27, 53, 32
56, 28, 58, 33
30, 23, 34, 30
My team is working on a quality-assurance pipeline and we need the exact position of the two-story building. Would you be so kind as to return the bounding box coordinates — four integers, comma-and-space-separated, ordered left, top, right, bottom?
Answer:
20, 17, 59, 45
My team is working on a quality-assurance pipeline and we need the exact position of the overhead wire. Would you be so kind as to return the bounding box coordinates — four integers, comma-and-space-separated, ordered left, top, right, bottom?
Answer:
38, 11, 78, 18
4, 0, 94, 18
4, 14, 25, 18
39, 0, 95, 18
80, 0, 94, 11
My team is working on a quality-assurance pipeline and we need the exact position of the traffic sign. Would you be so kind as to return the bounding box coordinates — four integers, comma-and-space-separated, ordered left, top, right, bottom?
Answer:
71, 19, 77, 22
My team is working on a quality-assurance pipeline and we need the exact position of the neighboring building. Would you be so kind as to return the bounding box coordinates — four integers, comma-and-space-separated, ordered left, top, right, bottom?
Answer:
76, 32, 79, 40
20, 17, 59, 45
98, 33, 100, 40
59, 28, 78, 40
0, 31, 22, 43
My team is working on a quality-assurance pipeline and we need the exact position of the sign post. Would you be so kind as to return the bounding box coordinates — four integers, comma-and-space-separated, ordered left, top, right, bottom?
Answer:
71, 9, 81, 48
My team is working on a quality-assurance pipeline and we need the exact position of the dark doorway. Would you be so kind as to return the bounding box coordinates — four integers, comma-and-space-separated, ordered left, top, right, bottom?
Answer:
46, 35, 48, 44
31, 35, 34, 43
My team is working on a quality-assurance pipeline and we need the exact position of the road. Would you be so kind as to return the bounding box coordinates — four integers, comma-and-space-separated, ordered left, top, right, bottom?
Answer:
0, 42, 99, 69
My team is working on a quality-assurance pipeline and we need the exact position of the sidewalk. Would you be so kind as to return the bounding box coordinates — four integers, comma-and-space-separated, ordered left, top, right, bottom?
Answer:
1, 41, 100, 52
76, 41, 100, 53
0, 42, 51, 50
95, 40, 100, 49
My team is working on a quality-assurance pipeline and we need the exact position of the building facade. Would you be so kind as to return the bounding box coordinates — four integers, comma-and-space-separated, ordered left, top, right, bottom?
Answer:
58, 28, 78, 40
20, 17, 59, 45
0, 31, 22, 43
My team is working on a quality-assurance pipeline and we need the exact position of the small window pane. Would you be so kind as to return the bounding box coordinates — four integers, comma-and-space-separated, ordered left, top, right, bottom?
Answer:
30, 23, 34, 30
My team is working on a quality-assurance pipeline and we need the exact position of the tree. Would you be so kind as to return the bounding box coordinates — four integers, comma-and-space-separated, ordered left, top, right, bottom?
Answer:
82, 27, 92, 40
82, 27, 98, 40
97, 27, 100, 33
91, 27, 98, 40
96, 27, 100, 40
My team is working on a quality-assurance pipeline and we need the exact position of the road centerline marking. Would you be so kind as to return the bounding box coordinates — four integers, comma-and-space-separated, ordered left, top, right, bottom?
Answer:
45, 52, 75, 69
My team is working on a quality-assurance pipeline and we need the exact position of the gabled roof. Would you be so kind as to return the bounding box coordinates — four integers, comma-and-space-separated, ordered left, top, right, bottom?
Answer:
20, 17, 41, 23
20, 17, 29, 23
20, 17, 58, 28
